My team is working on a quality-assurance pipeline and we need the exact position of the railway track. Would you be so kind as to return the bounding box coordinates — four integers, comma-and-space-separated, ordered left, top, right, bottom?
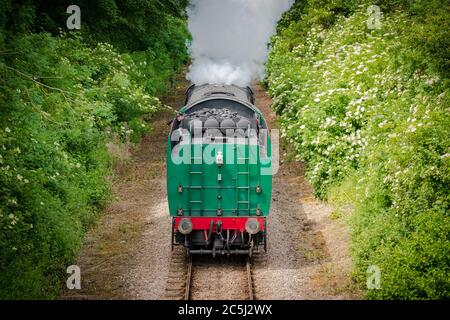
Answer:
246, 257, 255, 300
165, 248, 256, 300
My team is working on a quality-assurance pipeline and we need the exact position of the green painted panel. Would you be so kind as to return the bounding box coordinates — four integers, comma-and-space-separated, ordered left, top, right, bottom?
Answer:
167, 137, 272, 217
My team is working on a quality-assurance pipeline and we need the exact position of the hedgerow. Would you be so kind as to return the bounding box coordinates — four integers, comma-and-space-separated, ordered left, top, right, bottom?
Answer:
267, 0, 449, 299
0, 1, 189, 298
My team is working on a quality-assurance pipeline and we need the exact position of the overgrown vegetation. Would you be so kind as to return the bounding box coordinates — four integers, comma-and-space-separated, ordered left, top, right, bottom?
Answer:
267, 0, 449, 299
0, 0, 189, 299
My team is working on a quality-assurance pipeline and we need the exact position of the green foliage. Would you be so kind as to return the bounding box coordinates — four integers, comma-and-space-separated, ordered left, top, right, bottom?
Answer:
0, 1, 189, 298
1, 0, 190, 52
267, 0, 450, 299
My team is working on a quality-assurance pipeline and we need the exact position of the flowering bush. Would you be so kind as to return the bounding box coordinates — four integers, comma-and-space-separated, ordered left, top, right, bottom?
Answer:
267, 0, 449, 299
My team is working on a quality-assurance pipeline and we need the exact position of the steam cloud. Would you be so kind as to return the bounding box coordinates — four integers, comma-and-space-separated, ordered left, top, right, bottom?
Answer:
187, 0, 294, 87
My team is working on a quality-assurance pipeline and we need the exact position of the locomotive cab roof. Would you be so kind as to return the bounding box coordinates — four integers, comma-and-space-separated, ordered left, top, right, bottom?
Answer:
185, 84, 255, 106
181, 84, 262, 116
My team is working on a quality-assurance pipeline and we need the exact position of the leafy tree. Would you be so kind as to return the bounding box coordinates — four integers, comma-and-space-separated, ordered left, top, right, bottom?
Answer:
0, 0, 189, 298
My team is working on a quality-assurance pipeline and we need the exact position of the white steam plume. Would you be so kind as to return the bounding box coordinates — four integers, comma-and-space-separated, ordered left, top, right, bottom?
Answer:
187, 0, 294, 87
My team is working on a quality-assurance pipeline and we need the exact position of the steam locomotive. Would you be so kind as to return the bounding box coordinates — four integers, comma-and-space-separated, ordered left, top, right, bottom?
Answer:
167, 84, 273, 256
